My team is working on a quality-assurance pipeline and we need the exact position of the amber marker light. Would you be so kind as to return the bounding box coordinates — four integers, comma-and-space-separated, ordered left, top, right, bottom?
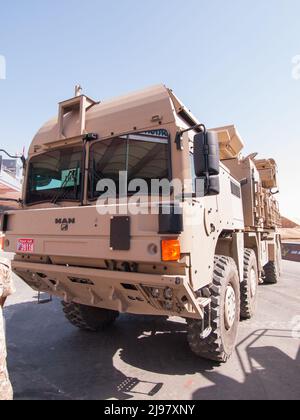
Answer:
161, 240, 181, 262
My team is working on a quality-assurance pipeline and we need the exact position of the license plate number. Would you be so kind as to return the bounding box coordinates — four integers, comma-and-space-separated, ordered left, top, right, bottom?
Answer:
17, 239, 34, 253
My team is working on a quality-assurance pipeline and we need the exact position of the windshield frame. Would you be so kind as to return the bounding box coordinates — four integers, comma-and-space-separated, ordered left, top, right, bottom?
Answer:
24, 130, 173, 207
87, 130, 172, 202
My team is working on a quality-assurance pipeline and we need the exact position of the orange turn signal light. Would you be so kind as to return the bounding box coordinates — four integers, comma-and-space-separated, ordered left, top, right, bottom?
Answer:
0, 236, 5, 251
161, 240, 181, 262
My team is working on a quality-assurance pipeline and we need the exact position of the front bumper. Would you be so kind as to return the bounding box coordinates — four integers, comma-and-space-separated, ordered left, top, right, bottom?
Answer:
12, 261, 205, 319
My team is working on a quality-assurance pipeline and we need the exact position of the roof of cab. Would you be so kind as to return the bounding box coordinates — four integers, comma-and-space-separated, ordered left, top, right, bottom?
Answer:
29, 85, 181, 155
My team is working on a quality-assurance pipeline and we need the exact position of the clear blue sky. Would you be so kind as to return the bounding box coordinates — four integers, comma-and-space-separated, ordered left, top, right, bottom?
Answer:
0, 0, 299, 219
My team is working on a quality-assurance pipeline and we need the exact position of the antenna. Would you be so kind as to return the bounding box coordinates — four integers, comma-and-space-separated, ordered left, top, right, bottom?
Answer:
75, 84, 83, 97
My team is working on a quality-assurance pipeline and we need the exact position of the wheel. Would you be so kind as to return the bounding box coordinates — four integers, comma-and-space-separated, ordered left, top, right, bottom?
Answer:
240, 249, 259, 319
187, 256, 241, 363
264, 237, 282, 285
62, 302, 119, 332
264, 261, 279, 284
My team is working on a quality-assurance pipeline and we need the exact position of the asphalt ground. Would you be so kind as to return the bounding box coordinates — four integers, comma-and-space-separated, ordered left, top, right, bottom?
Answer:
2, 255, 300, 400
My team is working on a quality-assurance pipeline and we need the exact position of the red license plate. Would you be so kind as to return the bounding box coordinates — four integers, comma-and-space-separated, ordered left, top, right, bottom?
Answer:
17, 239, 34, 253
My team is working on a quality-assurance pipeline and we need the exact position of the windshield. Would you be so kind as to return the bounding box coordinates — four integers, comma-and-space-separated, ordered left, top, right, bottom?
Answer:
26, 146, 82, 205
89, 130, 170, 199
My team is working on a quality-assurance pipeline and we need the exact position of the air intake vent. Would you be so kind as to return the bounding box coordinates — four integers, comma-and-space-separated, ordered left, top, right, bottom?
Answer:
58, 94, 98, 140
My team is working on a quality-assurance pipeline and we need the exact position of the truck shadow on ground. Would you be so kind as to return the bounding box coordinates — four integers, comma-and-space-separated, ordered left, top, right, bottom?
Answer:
192, 345, 300, 400
4, 299, 300, 400
4, 299, 216, 400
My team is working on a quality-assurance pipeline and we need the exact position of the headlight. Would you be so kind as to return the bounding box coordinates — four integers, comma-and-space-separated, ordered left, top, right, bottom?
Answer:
164, 301, 173, 311
164, 287, 173, 300
151, 288, 160, 299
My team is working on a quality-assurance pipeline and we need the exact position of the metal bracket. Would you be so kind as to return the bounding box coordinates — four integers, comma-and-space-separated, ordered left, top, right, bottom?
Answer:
175, 123, 206, 151
37, 291, 53, 305
199, 298, 212, 339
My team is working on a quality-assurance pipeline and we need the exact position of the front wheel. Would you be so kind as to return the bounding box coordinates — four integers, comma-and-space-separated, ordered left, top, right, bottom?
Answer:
62, 302, 119, 332
187, 256, 241, 363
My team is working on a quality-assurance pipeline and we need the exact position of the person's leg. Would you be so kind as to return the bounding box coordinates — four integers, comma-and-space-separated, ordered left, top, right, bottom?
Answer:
0, 369, 13, 400
0, 308, 13, 401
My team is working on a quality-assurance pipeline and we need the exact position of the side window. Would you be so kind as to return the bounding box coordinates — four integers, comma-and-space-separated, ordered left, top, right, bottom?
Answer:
89, 130, 170, 199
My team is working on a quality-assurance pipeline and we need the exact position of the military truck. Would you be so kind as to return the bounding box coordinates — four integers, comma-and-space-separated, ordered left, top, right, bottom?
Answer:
0, 85, 281, 362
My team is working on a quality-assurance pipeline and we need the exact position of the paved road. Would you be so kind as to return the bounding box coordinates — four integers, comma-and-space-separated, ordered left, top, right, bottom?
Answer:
2, 257, 300, 400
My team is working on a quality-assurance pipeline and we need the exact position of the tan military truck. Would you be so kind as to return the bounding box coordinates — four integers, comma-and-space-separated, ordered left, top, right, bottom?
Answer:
0, 85, 281, 362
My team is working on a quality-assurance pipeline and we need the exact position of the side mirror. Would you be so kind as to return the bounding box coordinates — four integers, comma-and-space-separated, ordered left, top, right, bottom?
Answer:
193, 131, 220, 177
193, 131, 220, 196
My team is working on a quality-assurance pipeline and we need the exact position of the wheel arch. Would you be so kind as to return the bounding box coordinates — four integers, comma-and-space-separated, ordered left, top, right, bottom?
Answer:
215, 230, 244, 282
244, 233, 260, 272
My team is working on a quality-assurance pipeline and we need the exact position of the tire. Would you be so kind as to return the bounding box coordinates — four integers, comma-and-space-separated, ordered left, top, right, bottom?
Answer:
264, 237, 282, 285
240, 249, 259, 320
187, 256, 241, 363
62, 302, 119, 332
264, 261, 279, 284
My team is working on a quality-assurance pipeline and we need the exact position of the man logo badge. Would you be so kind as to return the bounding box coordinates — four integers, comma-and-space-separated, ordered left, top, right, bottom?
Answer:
55, 218, 76, 232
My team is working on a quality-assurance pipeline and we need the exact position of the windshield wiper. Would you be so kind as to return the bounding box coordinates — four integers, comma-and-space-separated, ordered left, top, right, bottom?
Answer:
51, 169, 78, 205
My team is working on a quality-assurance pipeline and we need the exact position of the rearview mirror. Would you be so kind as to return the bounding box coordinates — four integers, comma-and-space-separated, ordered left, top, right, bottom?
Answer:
193, 131, 220, 197
193, 131, 220, 177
